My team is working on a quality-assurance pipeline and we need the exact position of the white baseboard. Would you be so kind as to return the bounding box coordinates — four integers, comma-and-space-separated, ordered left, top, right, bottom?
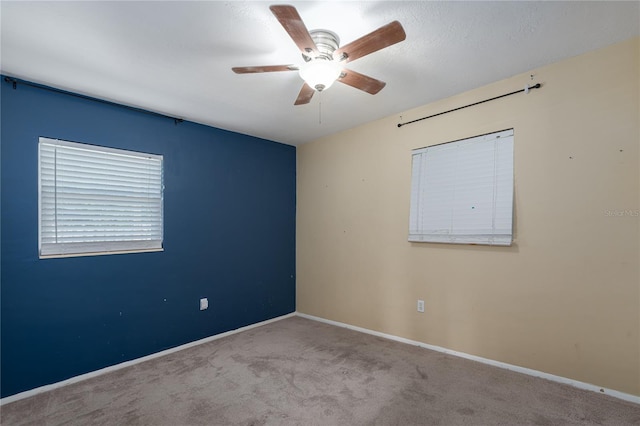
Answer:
296, 312, 640, 405
0, 312, 296, 405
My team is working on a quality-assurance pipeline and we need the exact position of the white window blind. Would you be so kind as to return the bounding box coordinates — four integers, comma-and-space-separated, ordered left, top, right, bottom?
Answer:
38, 137, 163, 258
409, 129, 514, 246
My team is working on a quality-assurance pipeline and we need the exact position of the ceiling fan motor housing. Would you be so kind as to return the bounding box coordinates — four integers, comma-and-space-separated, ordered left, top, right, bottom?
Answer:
304, 29, 340, 61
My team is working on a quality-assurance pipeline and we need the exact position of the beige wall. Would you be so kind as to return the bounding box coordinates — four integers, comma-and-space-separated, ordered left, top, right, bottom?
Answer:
297, 37, 640, 396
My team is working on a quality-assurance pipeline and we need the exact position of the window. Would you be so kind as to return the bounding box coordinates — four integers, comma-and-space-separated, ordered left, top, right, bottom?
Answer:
409, 129, 514, 246
38, 137, 163, 258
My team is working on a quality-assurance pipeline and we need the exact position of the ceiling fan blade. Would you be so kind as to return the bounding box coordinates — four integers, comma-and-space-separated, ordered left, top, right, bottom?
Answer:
334, 21, 406, 63
338, 69, 386, 95
294, 83, 315, 105
269, 5, 319, 57
232, 65, 298, 74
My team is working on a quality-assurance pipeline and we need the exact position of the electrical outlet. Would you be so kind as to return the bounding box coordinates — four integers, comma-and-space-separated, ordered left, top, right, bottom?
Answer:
200, 298, 208, 311
417, 299, 425, 313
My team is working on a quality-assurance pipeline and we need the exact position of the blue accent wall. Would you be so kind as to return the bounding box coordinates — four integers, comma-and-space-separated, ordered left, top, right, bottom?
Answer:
0, 77, 296, 397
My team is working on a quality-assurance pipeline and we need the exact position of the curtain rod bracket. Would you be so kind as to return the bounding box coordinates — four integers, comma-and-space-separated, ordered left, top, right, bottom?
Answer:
5, 77, 17, 90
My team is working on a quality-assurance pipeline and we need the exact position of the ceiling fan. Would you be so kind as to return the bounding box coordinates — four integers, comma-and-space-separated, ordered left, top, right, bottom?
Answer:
232, 4, 406, 105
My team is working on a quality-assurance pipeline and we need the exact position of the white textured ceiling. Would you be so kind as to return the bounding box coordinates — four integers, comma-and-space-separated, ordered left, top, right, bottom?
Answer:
1, 1, 638, 145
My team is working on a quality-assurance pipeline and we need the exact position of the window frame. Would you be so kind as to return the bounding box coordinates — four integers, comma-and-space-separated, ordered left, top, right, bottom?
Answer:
408, 129, 514, 246
38, 137, 164, 259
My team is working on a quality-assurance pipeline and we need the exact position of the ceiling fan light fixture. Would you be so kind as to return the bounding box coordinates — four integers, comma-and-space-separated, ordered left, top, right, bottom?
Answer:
298, 59, 343, 92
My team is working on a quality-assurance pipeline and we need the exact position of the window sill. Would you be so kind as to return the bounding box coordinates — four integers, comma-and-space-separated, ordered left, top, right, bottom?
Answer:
39, 248, 164, 260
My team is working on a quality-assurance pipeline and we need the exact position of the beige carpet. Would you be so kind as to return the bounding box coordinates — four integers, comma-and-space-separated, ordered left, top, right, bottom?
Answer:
1, 316, 639, 425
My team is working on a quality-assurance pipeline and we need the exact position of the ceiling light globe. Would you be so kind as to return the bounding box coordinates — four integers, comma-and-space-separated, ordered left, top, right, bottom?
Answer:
299, 60, 342, 92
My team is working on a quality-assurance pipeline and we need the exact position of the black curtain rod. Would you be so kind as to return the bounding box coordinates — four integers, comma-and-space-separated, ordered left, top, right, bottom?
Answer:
3, 76, 184, 125
397, 83, 542, 128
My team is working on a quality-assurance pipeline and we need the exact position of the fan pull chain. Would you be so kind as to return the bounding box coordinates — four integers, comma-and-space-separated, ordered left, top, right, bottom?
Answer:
318, 91, 322, 125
